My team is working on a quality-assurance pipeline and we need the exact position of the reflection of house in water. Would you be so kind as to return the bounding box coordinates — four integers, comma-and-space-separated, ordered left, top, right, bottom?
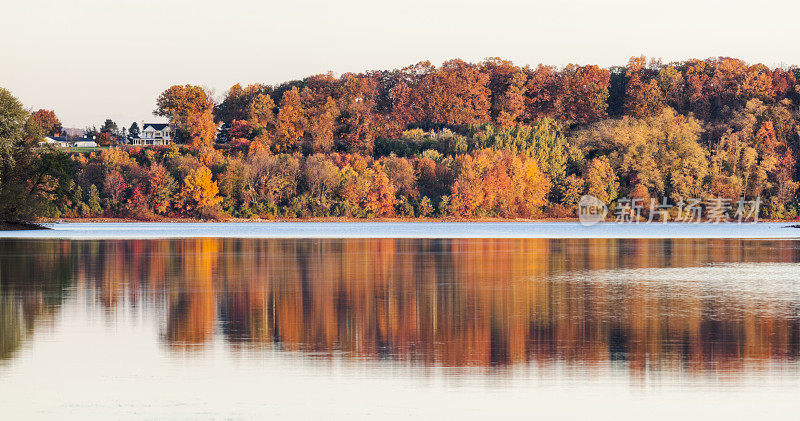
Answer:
131, 123, 171, 146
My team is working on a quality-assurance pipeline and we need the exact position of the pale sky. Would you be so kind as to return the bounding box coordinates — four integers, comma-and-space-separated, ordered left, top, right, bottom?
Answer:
2, 0, 799, 129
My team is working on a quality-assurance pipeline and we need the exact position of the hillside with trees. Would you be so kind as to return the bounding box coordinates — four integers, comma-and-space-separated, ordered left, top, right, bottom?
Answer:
3, 56, 800, 221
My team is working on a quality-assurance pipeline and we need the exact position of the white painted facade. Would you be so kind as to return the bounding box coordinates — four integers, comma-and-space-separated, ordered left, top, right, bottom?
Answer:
131, 123, 171, 146
43, 136, 65, 146
42, 136, 97, 148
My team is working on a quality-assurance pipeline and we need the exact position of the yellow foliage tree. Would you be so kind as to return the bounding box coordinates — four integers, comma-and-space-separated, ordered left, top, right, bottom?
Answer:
584, 156, 619, 205
183, 166, 223, 217
511, 156, 552, 216
246, 93, 276, 135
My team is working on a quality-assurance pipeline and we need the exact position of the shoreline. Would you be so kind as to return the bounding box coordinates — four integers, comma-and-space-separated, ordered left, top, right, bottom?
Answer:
39, 216, 800, 224
0, 221, 50, 230
39, 216, 581, 224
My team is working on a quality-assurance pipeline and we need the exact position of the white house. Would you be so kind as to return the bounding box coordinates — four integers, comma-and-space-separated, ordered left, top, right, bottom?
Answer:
42, 136, 97, 148
43, 136, 67, 146
131, 123, 171, 146
74, 139, 98, 147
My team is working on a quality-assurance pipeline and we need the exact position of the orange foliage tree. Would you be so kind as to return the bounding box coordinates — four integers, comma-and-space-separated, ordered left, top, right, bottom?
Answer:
155, 85, 216, 149
448, 150, 551, 218
275, 87, 305, 151
623, 56, 664, 118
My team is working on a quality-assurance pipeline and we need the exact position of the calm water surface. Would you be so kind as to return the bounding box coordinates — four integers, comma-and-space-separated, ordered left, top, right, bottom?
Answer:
1, 237, 799, 419
3, 221, 800, 238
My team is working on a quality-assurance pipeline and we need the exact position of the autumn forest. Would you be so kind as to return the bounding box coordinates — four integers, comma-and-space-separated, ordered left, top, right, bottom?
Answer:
3, 55, 800, 221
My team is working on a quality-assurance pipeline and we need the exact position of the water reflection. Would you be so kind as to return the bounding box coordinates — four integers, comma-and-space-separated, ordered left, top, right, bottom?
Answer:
1, 238, 799, 377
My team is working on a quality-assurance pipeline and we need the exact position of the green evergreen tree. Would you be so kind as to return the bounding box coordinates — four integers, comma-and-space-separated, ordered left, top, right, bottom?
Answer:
87, 184, 102, 216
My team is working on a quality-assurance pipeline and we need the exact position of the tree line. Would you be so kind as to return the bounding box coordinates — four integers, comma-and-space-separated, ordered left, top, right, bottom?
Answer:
2, 55, 800, 221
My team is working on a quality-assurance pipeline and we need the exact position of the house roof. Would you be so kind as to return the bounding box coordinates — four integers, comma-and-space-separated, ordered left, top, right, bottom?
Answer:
45, 136, 69, 142
143, 123, 169, 131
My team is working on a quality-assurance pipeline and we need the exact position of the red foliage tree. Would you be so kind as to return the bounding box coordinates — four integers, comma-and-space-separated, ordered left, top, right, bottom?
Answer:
28, 109, 62, 137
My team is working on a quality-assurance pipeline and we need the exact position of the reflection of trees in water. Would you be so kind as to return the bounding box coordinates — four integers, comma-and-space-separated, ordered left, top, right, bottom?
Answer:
0, 296, 25, 361
0, 240, 75, 360
165, 239, 218, 347
2, 238, 800, 372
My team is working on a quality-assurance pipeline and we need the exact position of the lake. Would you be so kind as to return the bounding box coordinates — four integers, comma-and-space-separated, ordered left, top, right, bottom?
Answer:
1, 225, 800, 419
